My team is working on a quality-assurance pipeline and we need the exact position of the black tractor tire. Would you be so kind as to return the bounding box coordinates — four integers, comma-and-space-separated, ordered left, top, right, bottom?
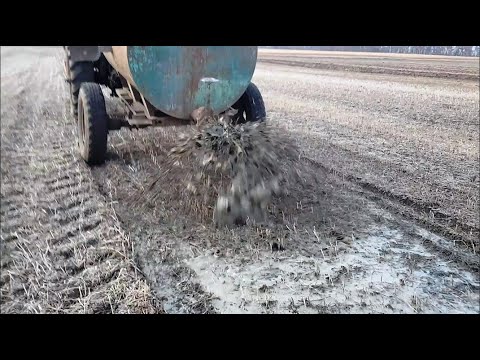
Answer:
232, 82, 267, 124
77, 83, 108, 165
65, 49, 95, 118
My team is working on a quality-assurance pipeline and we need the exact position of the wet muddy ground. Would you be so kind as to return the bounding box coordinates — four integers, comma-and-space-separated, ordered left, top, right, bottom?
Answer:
1, 47, 478, 313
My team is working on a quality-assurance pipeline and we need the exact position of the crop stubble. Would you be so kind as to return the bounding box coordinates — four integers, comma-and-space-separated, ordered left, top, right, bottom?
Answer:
1, 47, 159, 313
1, 47, 479, 313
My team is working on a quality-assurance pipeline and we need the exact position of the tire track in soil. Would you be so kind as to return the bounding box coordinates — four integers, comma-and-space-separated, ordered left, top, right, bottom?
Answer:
300, 155, 480, 267
92, 149, 218, 314
2, 47, 479, 313
1, 47, 159, 313
92, 121, 479, 314
87, 52, 479, 313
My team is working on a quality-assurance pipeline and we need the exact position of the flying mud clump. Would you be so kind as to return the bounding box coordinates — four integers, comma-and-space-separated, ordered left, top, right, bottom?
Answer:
145, 108, 306, 228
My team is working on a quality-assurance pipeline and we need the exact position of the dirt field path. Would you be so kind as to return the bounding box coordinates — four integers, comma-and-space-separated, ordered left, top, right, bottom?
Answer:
1, 47, 479, 313
1, 47, 159, 313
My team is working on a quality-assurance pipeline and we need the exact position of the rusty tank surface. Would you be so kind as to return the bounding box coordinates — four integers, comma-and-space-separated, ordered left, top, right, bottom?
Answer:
63, 46, 266, 165
104, 46, 258, 119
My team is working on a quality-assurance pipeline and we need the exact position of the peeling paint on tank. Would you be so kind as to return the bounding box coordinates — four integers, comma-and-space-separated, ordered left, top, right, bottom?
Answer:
127, 46, 257, 119
201, 77, 220, 83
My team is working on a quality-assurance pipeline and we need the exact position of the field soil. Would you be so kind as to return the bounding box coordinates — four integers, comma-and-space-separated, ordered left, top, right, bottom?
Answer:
1, 47, 479, 313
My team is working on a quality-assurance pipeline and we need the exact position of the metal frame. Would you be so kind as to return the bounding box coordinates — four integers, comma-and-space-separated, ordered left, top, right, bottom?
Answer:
114, 82, 193, 129
65, 46, 205, 130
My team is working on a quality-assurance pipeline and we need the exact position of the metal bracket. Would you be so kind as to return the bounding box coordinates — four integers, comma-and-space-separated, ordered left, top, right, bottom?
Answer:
115, 84, 193, 128
116, 86, 153, 127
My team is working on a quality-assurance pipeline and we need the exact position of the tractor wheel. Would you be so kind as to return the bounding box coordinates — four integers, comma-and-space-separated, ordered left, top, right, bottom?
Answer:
65, 49, 95, 118
232, 82, 266, 124
77, 83, 108, 165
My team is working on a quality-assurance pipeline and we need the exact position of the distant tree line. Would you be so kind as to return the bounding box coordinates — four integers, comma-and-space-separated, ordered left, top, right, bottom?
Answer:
261, 46, 480, 57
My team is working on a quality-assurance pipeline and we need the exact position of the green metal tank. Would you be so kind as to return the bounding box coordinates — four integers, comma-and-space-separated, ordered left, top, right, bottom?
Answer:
103, 46, 258, 119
